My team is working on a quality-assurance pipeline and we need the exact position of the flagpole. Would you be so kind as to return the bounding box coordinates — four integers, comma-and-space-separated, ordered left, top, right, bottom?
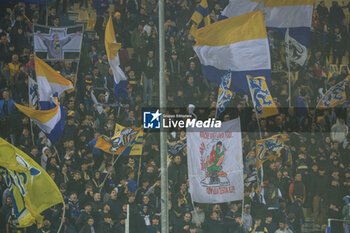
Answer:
125, 204, 129, 233
99, 153, 122, 193
246, 76, 263, 140
159, 0, 169, 230
137, 155, 142, 186
287, 28, 292, 108
288, 71, 291, 107
246, 76, 264, 185
256, 118, 264, 185
28, 75, 35, 146
57, 202, 66, 233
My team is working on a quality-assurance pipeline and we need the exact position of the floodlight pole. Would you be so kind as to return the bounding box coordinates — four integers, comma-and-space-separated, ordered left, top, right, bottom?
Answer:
159, 0, 169, 232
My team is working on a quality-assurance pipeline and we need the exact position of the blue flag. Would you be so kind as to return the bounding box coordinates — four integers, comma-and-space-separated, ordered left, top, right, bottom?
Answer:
216, 72, 233, 118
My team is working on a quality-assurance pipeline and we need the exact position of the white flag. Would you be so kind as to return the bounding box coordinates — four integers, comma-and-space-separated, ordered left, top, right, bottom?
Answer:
285, 28, 307, 67
28, 78, 38, 109
187, 118, 243, 203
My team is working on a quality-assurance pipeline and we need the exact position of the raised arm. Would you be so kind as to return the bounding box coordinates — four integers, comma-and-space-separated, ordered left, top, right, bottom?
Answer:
37, 32, 46, 41
69, 31, 81, 40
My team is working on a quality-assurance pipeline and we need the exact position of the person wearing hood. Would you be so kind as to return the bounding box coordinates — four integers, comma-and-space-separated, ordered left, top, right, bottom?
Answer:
41, 146, 50, 170
331, 117, 349, 143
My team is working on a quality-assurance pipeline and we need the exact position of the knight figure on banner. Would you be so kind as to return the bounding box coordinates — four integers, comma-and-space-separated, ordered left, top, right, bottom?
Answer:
200, 140, 230, 187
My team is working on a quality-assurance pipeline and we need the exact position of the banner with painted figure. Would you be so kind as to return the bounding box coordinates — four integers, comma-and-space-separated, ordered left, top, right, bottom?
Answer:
256, 134, 288, 168
0, 138, 63, 227
187, 118, 243, 203
33, 24, 83, 61
95, 124, 143, 155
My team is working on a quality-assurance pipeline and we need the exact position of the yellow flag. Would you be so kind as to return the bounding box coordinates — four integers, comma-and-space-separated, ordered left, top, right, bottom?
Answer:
105, 16, 121, 60
247, 75, 278, 119
96, 124, 143, 155
255, 134, 287, 168
114, 123, 143, 156
316, 79, 348, 108
0, 138, 64, 227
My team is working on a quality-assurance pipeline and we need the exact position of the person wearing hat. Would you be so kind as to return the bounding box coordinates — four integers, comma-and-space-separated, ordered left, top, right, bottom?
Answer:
135, 204, 152, 232
167, 49, 182, 88
144, 17, 157, 38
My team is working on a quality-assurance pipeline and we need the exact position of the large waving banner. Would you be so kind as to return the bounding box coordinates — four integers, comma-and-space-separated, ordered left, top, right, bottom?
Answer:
0, 138, 64, 227
34, 24, 83, 61
187, 118, 243, 203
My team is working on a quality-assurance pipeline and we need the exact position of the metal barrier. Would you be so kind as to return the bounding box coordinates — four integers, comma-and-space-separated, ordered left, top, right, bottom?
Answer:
327, 218, 349, 233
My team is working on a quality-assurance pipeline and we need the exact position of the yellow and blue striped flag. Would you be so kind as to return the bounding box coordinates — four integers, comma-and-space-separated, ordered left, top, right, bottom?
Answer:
247, 75, 278, 119
14, 98, 65, 143
35, 56, 73, 110
193, 11, 271, 94
105, 16, 128, 101
0, 138, 64, 227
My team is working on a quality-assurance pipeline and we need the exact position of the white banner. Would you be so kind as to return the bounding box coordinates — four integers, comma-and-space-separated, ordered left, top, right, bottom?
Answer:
33, 24, 83, 61
187, 118, 243, 203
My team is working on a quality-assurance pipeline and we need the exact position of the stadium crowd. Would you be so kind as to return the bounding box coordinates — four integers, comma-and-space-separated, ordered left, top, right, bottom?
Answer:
0, 0, 350, 233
